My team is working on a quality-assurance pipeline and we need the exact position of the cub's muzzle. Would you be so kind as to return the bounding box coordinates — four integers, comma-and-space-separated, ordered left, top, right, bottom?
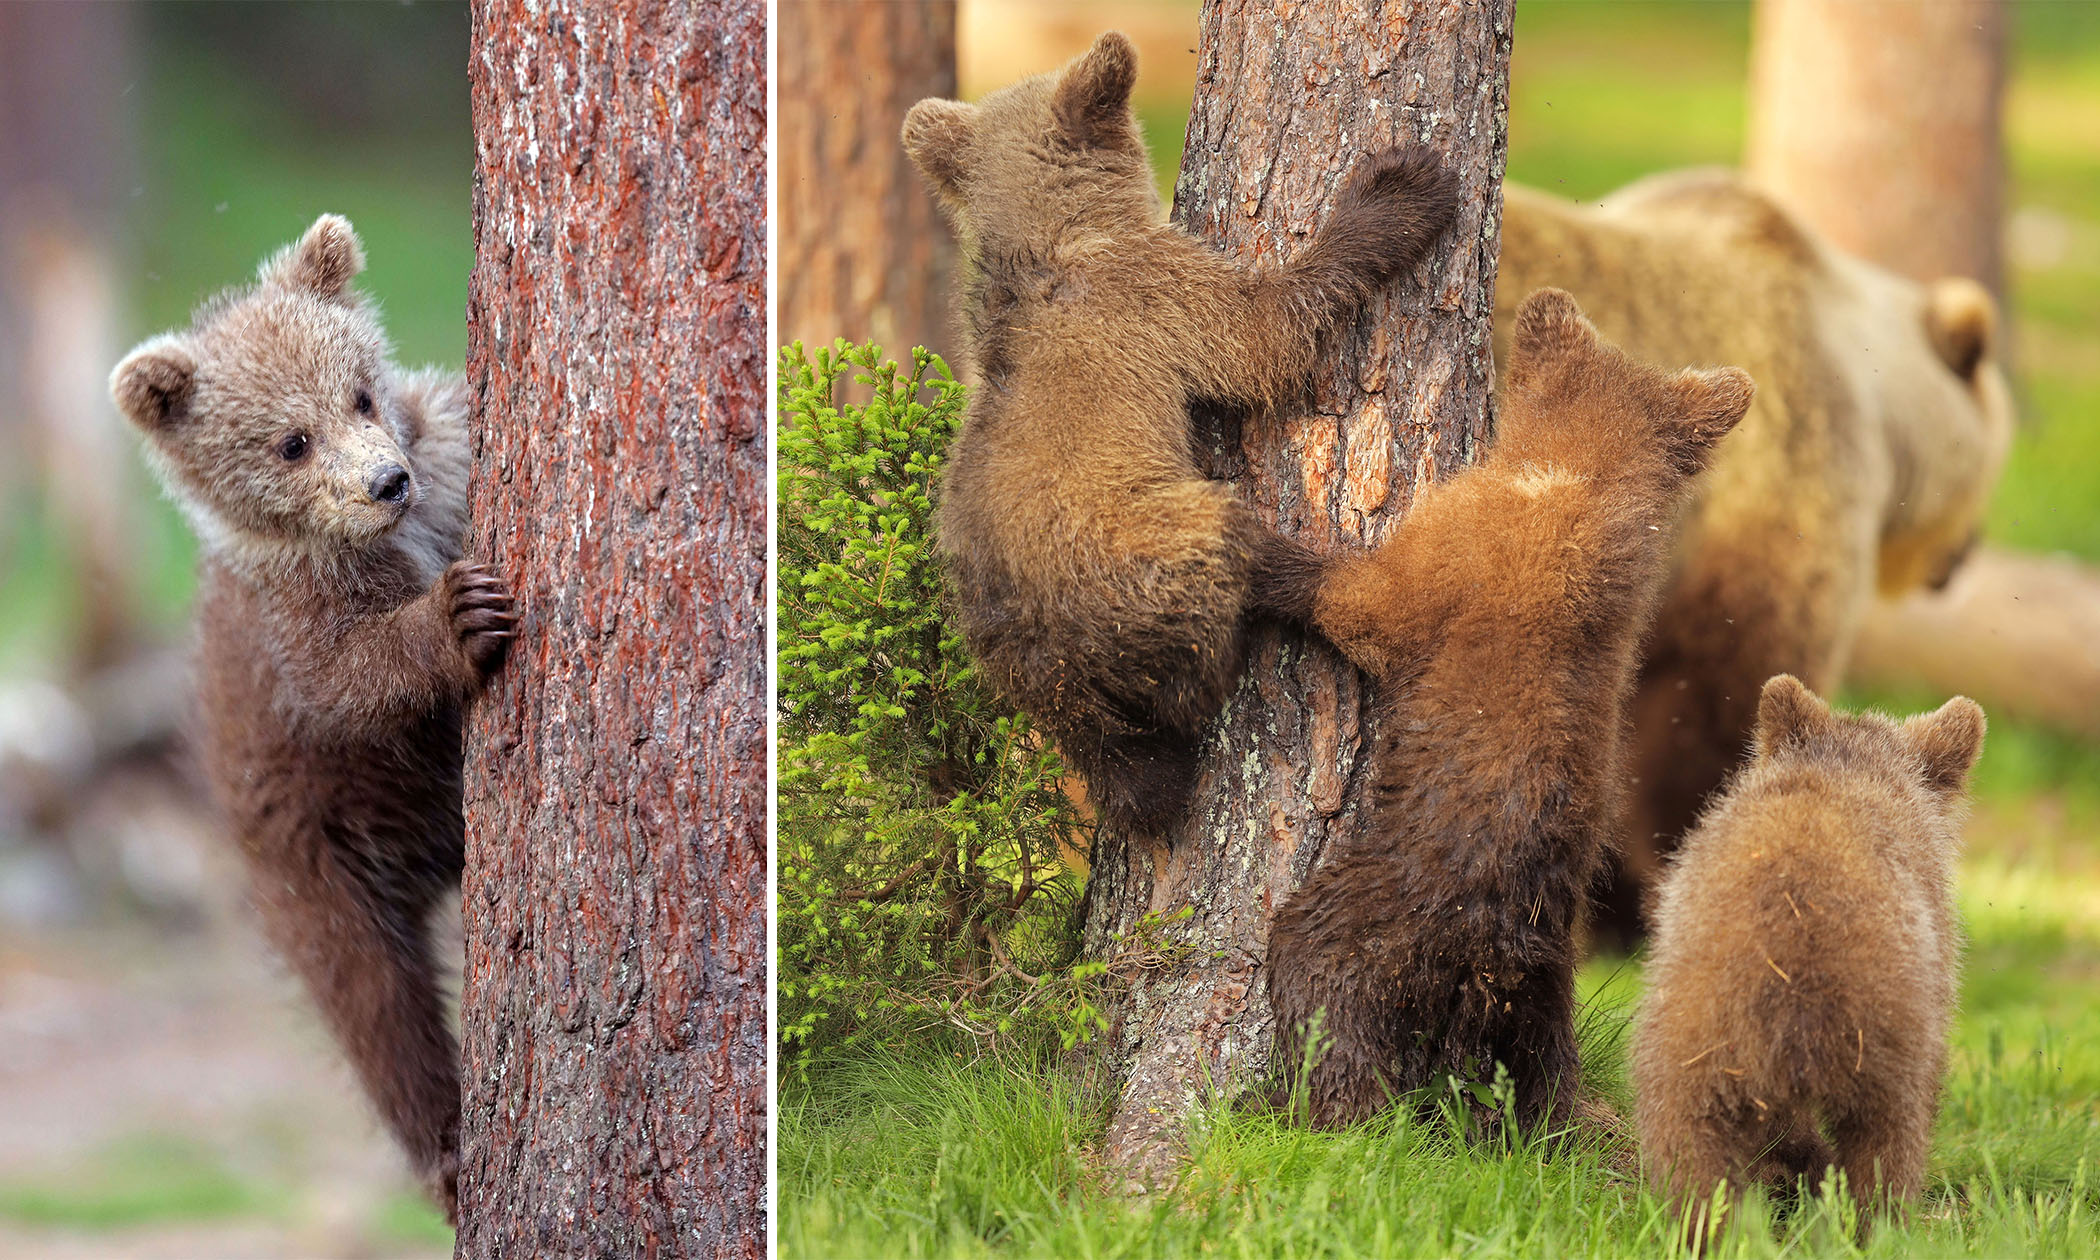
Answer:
368, 463, 412, 504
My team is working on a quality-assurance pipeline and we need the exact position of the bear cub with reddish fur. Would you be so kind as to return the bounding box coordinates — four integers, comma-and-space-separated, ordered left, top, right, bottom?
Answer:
110, 216, 514, 1220
903, 31, 1457, 835
1634, 676, 1983, 1241
1264, 289, 1754, 1132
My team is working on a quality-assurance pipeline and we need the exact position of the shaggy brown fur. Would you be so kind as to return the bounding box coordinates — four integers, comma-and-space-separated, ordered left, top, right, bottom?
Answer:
1633, 676, 1983, 1244
110, 216, 512, 1220
1495, 172, 2013, 946
1263, 289, 1754, 1131
903, 31, 1458, 835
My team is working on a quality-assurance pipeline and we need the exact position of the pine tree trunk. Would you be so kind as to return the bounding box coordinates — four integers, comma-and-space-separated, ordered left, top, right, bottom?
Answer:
1746, 0, 2005, 294
1080, 0, 1512, 1180
779, 0, 956, 360
458, 2, 767, 1255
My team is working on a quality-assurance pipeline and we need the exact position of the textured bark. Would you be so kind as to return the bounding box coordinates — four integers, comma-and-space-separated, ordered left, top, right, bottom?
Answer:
1080, 0, 1511, 1178
459, 3, 766, 1256
779, 0, 956, 359
1746, 0, 2005, 294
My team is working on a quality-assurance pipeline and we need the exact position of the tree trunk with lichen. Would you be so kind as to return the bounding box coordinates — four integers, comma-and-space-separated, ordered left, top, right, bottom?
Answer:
458, 1, 767, 1255
1079, 0, 1512, 1180
778, 0, 956, 361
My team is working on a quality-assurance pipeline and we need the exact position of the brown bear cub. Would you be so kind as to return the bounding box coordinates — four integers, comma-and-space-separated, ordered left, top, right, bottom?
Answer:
902, 31, 1458, 835
1264, 289, 1754, 1132
110, 216, 513, 1220
1634, 676, 1983, 1242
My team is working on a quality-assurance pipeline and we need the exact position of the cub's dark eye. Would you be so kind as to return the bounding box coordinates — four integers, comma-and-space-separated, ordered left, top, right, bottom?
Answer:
355, 389, 374, 416
277, 433, 310, 462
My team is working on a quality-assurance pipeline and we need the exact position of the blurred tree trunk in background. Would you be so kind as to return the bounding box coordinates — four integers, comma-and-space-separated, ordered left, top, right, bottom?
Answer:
0, 2, 142, 671
1749, 1, 2100, 736
1851, 551, 2100, 742
1852, 550, 2100, 740
1747, 0, 2005, 296
779, 0, 956, 360
1079, 0, 1512, 1180
0, 4, 203, 927
460, 2, 766, 1255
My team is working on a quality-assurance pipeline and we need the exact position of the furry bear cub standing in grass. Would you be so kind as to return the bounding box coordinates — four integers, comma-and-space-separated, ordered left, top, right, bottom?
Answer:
110, 216, 514, 1220
1635, 675, 1984, 1243
902, 31, 1458, 836
1264, 289, 1755, 1133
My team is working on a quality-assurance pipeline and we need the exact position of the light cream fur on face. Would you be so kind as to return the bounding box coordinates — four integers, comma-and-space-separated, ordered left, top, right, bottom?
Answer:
109, 215, 461, 574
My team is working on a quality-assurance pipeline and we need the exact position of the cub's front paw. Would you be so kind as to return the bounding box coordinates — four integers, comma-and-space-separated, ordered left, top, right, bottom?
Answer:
444, 561, 517, 680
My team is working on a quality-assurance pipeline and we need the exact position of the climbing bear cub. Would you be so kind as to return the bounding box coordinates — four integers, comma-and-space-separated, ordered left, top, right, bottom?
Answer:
903, 30, 1458, 836
1635, 676, 1983, 1243
1265, 289, 1754, 1132
110, 216, 513, 1220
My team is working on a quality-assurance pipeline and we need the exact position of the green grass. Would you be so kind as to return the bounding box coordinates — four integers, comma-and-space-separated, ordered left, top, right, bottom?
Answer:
0, 1131, 451, 1246
0, 1135, 276, 1229
785, 4, 2100, 1256
782, 827, 2100, 1258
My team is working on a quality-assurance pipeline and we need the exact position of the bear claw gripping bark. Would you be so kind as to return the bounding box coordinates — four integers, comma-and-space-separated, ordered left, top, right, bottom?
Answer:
902, 31, 1459, 837
110, 216, 510, 1221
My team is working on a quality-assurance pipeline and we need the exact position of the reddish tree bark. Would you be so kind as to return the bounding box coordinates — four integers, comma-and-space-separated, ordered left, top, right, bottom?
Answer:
459, 2, 767, 1255
779, 0, 956, 360
1081, 0, 1512, 1178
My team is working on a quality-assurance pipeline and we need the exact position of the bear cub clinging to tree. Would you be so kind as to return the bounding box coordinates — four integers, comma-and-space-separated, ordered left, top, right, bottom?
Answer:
1634, 676, 1983, 1245
1264, 289, 1754, 1133
110, 216, 514, 1220
903, 31, 1458, 835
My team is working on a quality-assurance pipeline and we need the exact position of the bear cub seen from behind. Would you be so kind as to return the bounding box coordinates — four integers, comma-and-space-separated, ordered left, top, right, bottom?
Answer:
1634, 675, 1984, 1244
903, 31, 1458, 836
1265, 289, 1754, 1133
110, 216, 514, 1221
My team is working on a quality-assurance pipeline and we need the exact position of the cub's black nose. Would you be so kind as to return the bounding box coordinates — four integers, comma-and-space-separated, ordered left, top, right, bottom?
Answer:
369, 464, 411, 503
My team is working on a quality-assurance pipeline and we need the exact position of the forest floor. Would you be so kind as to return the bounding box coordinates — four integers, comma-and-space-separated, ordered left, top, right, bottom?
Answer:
780, 3, 2100, 1258
0, 916, 452, 1259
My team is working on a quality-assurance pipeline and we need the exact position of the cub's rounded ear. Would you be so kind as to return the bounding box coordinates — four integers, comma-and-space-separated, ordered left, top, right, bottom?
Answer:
260, 214, 366, 301
1669, 365, 1756, 449
1507, 288, 1598, 389
1053, 30, 1138, 148
1906, 695, 1986, 795
1754, 673, 1829, 753
902, 98, 978, 200
110, 336, 197, 432
1925, 277, 1995, 381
